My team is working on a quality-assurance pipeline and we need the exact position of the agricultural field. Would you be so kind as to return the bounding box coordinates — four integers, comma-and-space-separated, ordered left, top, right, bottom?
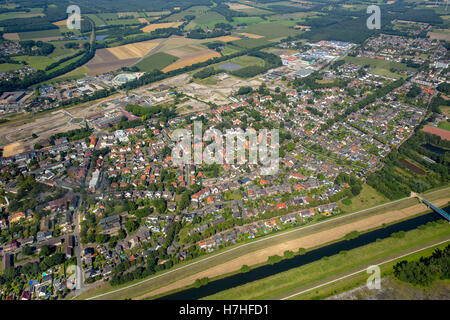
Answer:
141, 22, 183, 33
232, 37, 271, 49
106, 40, 161, 59
134, 52, 179, 72
5, 41, 83, 72
0, 8, 44, 21
85, 39, 162, 75
17, 29, 62, 41
226, 2, 273, 15
208, 35, 242, 42
86, 14, 106, 26
192, 11, 228, 29
240, 22, 303, 40
215, 54, 265, 71
399, 158, 427, 175
166, 6, 209, 22
162, 44, 221, 73
145, 11, 171, 17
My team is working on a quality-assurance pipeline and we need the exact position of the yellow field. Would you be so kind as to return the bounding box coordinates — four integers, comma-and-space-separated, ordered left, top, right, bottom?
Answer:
138, 18, 149, 24
2, 142, 26, 158
162, 51, 221, 73
141, 22, 183, 33
3, 33, 19, 40
226, 3, 253, 10
106, 40, 161, 59
209, 35, 242, 42
240, 32, 264, 39
52, 19, 67, 26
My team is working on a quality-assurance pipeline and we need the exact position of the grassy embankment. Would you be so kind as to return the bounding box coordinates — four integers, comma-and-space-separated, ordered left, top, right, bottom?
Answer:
75, 187, 449, 300
204, 219, 450, 300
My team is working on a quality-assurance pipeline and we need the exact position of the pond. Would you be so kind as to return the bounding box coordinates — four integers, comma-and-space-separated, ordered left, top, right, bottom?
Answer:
219, 63, 241, 71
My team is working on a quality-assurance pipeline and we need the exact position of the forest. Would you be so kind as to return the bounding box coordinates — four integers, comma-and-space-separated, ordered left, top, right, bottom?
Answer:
394, 243, 450, 287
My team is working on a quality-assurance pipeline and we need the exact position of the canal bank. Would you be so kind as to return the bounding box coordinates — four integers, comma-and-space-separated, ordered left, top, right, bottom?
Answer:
157, 207, 449, 300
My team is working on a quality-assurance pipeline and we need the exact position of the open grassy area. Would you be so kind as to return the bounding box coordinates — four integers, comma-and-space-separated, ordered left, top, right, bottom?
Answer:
86, 14, 106, 26
11, 55, 56, 70
240, 22, 302, 40
344, 56, 415, 79
438, 121, 450, 131
216, 55, 265, 69
338, 184, 390, 213
166, 6, 209, 22
0, 9, 44, 21
0, 63, 23, 73
290, 242, 450, 300
18, 29, 61, 40
231, 38, 271, 49
134, 52, 179, 72
193, 11, 228, 29
204, 220, 450, 300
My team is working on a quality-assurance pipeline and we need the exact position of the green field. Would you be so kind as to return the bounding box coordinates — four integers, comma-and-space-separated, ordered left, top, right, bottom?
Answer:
11, 55, 56, 70
215, 55, 265, 69
232, 37, 271, 49
0, 63, 23, 72
166, 6, 209, 22
236, 7, 273, 15
6, 42, 82, 72
338, 184, 389, 213
86, 14, 106, 26
18, 29, 61, 40
105, 18, 140, 26
193, 11, 228, 29
221, 44, 242, 56
292, 242, 449, 300
230, 16, 265, 26
344, 56, 415, 79
145, 11, 171, 17
438, 121, 450, 131
439, 105, 450, 116
134, 52, 179, 72
0, 9, 44, 21
204, 219, 450, 300
241, 22, 303, 40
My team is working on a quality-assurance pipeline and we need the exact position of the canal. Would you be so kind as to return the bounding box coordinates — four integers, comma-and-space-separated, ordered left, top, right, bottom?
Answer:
158, 207, 449, 300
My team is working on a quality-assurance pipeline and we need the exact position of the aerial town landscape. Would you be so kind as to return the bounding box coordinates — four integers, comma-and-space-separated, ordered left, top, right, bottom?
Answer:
0, 0, 449, 305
